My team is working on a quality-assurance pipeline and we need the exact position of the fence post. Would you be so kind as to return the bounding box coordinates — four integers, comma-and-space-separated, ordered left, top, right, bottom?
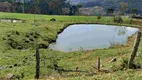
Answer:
128, 31, 141, 68
35, 46, 40, 79
97, 57, 100, 71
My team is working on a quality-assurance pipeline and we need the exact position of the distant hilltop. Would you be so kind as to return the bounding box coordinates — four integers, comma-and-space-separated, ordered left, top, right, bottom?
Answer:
68, 0, 142, 14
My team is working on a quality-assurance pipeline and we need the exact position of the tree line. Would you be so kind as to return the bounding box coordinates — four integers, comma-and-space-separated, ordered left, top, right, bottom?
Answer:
0, 0, 139, 16
0, 0, 78, 15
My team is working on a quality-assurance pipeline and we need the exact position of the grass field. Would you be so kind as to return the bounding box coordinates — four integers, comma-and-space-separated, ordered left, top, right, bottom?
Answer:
0, 12, 142, 80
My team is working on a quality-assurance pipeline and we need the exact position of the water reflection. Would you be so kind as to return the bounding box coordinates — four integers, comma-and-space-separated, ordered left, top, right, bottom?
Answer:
116, 27, 127, 36
0, 19, 23, 23
49, 24, 138, 52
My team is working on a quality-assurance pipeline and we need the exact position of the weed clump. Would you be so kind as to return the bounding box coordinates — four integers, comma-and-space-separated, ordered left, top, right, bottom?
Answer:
119, 58, 141, 70
50, 18, 56, 22
3, 29, 51, 49
113, 16, 123, 23
97, 16, 101, 21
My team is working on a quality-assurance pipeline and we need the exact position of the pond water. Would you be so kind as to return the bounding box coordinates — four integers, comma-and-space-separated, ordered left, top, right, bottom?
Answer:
49, 24, 139, 52
0, 19, 23, 23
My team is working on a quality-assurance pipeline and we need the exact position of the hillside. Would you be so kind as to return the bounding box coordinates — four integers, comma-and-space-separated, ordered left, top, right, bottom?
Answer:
0, 12, 142, 79
69, 0, 142, 13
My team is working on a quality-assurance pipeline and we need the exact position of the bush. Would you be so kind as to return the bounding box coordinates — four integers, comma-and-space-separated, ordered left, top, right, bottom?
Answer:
50, 18, 56, 22
113, 16, 123, 23
97, 16, 101, 21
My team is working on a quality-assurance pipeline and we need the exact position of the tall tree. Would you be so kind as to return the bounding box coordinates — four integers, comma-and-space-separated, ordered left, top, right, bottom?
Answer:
131, 8, 137, 16
22, 0, 25, 13
119, 2, 128, 15
107, 8, 115, 16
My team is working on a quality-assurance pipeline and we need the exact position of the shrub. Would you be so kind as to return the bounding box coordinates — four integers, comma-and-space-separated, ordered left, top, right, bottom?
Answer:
113, 16, 123, 23
97, 16, 101, 21
50, 18, 56, 22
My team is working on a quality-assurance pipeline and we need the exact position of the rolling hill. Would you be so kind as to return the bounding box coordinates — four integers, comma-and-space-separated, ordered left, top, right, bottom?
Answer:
69, 0, 142, 13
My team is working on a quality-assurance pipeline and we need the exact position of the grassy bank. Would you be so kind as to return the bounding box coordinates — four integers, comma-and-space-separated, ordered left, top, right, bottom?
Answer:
0, 12, 142, 80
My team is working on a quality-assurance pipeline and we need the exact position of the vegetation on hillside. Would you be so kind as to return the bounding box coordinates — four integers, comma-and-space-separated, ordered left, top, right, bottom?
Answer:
0, 0, 142, 15
0, 0, 69, 14
70, 0, 142, 14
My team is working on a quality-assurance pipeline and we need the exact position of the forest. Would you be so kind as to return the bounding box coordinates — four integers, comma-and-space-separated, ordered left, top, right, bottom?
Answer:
0, 0, 70, 15
0, 0, 142, 15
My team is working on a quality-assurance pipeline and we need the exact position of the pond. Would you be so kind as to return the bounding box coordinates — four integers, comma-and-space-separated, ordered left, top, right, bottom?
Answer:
0, 18, 24, 23
49, 24, 139, 52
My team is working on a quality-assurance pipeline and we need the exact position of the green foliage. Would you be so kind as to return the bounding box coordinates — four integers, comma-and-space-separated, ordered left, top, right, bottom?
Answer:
97, 16, 101, 21
0, 0, 68, 15
107, 8, 115, 15
131, 8, 137, 14
113, 16, 123, 23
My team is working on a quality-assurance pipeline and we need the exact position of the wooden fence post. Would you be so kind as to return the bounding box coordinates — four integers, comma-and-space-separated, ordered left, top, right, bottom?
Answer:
97, 57, 100, 71
128, 31, 141, 68
35, 46, 40, 79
